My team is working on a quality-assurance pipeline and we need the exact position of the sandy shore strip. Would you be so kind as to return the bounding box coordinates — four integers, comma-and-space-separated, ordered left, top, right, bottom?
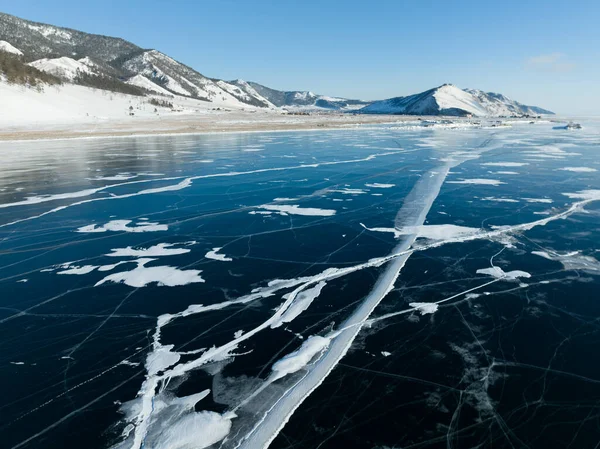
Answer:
0, 112, 418, 142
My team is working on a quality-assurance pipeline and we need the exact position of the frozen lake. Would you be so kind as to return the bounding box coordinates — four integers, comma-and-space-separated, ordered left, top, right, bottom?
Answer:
1, 121, 600, 449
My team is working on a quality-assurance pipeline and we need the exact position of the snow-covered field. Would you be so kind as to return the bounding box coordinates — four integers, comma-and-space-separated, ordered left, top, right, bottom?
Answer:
0, 79, 407, 138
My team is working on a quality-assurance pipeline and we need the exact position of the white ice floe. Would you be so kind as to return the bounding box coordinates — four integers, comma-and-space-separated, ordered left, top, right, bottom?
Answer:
95, 259, 204, 287
409, 302, 439, 315
257, 204, 336, 217
494, 171, 520, 175
364, 183, 395, 188
77, 220, 168, 233
271, 282, 326, 328
381, 351, 392, 357
205, 248, 233, 262
476, 266, 531, 280
559, 167, 597, 173
481, 162, 529, 167
106, 243, 190, 258
447, 178, 505, 186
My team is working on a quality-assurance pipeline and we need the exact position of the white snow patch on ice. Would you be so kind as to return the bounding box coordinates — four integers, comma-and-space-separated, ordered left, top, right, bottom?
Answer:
57, 265, 98, 275
360, 223, 480, 240
330, 188, 368, 195
522, 198, 553, 203
448, 178, 505, 186
365, 183, 395, 188
476, 266, 531, 280
77, 220, 168, 233
409, 302, 439, 315
152, 411, 232, 449
257, 204, 336, 216
205, 248, 233, 262
271, 335, 331, 380
559, 167, 597, 173
482, 197, 519, 203
562, 190, 600, 201
481, 162, 529, 167
271, 282, 326, 328
95, 258, 204, 288
106, 243, 190, 258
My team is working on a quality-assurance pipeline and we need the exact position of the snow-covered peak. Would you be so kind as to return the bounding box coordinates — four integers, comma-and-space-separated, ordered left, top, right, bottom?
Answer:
28, 57, 91, 81
432, 84, 488, 116
0, 40, 23, 55
359, 84, 553, 117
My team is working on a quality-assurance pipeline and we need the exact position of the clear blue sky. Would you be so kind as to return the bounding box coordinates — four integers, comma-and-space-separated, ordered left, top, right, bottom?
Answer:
1, 0, 599, 114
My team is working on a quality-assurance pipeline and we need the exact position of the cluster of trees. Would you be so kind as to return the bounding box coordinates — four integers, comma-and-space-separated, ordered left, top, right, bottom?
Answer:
0, 51, 61, 87
73, 70, 146, 96
149, 98, 174, 108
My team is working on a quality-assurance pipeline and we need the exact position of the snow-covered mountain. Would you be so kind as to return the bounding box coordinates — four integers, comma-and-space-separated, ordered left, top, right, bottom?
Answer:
242, 81, 369, 110
0, 12, 553, 117
0, 12, 138, 63
0, 12, 364, 111
359, 84, 553, 117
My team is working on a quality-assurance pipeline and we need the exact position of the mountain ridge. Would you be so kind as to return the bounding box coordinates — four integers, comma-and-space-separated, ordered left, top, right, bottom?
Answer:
0, 11, 554, 116
358, 84, 554, 117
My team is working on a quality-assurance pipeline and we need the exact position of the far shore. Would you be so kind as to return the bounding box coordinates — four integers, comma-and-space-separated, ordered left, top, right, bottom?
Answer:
0, 112, 416, 142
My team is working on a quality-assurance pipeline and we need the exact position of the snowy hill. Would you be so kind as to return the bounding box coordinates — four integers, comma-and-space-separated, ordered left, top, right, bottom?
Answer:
0, 40, 22, 55
359, 84, 553, 117
28, 56, 92, 81
0, 11, 365, 112
0, 12, 276, 109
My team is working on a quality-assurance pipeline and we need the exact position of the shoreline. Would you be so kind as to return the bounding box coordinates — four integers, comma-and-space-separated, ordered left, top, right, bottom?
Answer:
0, 113, 410, 143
